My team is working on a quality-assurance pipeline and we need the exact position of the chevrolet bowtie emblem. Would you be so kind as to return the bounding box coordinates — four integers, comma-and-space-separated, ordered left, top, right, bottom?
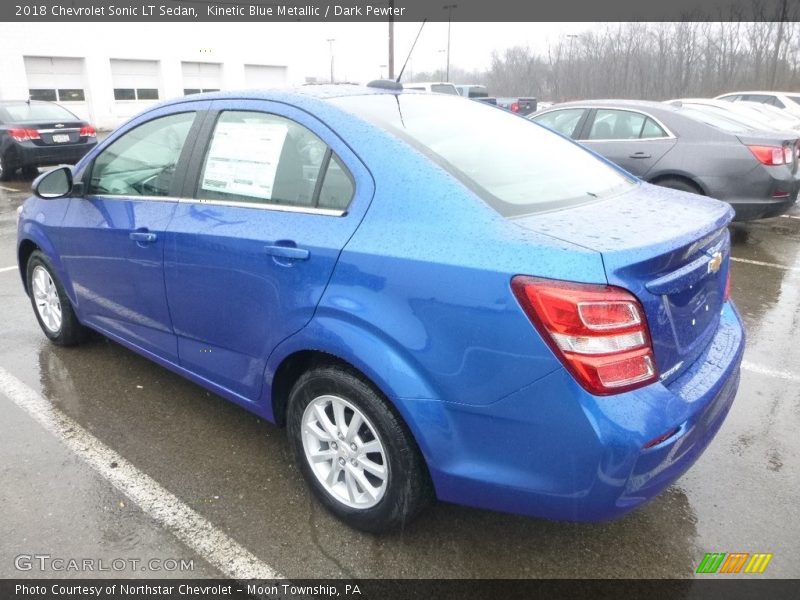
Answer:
708, 251, 723, 274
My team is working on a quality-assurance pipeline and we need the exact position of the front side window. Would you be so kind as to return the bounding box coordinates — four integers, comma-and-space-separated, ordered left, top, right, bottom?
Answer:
89, 112, 195, 197
197, 110, 353, 210
331, 94, 634, 217
532, 108, 586, 138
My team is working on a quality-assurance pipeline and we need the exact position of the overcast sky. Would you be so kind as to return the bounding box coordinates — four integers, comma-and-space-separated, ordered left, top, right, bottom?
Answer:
214, 21, 596, 82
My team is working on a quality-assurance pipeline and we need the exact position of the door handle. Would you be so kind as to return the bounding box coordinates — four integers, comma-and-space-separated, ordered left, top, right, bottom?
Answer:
264, 244, 310, 261
129, 231, 157, 243
629, 152, 651, 159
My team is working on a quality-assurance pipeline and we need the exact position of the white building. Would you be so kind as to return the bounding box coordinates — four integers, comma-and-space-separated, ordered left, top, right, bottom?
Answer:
0, 23, 293, 129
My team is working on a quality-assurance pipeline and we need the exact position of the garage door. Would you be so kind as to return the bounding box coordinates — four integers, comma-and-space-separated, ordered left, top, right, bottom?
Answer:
244, 65, 288, 89
24, 56, 90, 121
110, 59, 162, 120
182, 62, 222, 95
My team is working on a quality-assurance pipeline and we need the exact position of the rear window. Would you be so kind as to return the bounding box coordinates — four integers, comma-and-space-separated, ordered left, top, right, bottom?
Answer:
788, 96, 800, 107
430, 84, 459, 95
0, 102, 78, 123
330, 94, 635, 217
678, 106, 754, 133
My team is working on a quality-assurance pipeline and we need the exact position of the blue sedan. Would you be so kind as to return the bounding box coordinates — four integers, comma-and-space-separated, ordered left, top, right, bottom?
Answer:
16, 85, 744, 531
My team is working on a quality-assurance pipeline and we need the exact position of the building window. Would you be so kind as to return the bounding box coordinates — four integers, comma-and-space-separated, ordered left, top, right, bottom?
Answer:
114, 88, 160, 101
29, 89, 57, 101
137, 88, 159, 100
29, 89, 85, 102
184, 88, 218, 95
58, 89, 86, 101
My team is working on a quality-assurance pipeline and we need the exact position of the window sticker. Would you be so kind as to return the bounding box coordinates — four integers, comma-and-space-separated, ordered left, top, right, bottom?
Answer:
201, 121, 289, 200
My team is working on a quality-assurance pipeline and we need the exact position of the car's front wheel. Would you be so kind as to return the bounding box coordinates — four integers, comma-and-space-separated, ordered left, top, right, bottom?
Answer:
287, 364, 431, 532
26, 251, 87, 346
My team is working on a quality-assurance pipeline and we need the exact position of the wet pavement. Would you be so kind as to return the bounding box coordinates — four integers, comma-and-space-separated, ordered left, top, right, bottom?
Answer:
0, 172, 798, 579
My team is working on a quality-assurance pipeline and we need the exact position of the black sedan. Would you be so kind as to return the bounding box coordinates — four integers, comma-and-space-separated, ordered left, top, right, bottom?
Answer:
531, 100, 799, 220
0, 100, 97, 181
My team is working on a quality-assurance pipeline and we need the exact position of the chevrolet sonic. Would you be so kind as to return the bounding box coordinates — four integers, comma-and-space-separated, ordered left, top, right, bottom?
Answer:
17, 85, 745, 531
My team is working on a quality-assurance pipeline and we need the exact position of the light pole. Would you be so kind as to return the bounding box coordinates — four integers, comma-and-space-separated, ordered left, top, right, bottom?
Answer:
566, 34, 578, 101
443, 4, 457, 82
326, 38, 336, 83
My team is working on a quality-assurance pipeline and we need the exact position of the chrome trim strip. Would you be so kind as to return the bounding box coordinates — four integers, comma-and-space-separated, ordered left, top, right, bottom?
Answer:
185, 197, 345, 217
85, 194, 345, 217
37, 128, 81, 134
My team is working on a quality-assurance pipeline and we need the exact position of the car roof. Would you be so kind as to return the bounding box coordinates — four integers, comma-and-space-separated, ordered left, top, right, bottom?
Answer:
717, 91, 799, 96
545, 99, 683, 117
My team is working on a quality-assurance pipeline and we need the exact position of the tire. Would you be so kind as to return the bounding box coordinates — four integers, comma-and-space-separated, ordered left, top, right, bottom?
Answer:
287, 364, 431, 532
0, 153, 12, 182
22, 165, 40, 179
653, 177, 703, 196
26, 251, 87, 346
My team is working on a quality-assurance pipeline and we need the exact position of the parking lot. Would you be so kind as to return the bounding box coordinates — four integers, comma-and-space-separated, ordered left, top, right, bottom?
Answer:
0, 171, 798, 579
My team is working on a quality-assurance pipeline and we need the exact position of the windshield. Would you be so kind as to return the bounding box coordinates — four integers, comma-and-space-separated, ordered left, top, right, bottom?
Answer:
330, 93, 635, 217
0, 102, 79, 123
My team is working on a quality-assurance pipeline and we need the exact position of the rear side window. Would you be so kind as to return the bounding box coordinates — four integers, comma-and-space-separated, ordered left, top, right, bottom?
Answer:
789, 96, 800, 107
331, 94, 634, 217
640, 118, 667, 139
532, 108, 586, 138
197, 110, 354, 211
89, 112, 195, 197
587, 109, 646, 140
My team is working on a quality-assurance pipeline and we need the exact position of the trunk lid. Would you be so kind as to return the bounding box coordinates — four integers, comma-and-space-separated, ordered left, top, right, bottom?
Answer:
12, 119, 86, 146
511, 184, 734, 384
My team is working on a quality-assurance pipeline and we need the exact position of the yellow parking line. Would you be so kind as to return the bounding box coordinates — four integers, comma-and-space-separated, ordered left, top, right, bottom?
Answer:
0, 266, 18, 274
0, 185, 21, 192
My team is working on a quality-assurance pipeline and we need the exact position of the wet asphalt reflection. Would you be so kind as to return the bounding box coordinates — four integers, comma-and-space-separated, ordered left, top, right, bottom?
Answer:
0, 173, 798, 578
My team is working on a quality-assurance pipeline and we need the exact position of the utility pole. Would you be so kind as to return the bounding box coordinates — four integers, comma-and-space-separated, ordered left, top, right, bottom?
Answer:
388, 0, 395, 79
443, 4, 457, 82
326, 38, 335, 83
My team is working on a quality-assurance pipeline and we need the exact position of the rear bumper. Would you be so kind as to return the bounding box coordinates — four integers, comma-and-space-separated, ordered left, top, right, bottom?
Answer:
4, 140, 96, 169
705, 164, 800, 221
406, 302, 745, 521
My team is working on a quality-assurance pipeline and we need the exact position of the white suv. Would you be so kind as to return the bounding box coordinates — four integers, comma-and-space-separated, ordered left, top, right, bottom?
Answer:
716, 91, 800, 119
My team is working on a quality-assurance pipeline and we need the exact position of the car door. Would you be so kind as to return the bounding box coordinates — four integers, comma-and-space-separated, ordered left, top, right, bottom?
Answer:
57, 104, 208, 362
579, 108, 677, 177
163, 99, 374, 402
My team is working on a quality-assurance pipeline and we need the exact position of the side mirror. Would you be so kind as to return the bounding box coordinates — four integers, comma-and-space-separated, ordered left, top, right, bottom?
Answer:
32, 166, 73, 199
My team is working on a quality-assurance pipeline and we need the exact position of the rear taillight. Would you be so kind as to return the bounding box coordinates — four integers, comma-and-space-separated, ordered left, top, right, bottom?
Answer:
510, 102, 520, 113
747, 144, 788, 166
8, 128, 40, 142
79, 125, 96, 138
511, 276, 658, 395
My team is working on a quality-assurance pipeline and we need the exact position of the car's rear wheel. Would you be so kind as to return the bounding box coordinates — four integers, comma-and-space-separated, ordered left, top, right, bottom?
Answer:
0, 153, 12, 181
653, 177, 703, 195
26, 251, 86, 346
287, 364, 431, 531
22, 166, 40, 179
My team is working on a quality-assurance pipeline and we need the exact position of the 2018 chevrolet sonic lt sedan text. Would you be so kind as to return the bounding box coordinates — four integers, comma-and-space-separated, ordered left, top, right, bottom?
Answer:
17, 85, 745, 531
